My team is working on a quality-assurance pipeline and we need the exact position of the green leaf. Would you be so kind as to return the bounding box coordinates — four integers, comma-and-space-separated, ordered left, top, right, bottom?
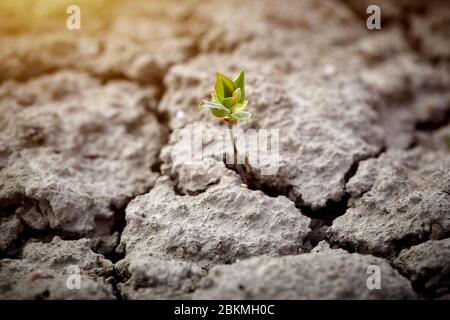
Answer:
210, 109, 229, 118
232, 88, 241, 105
234, 100, 248, 112
222, 97, 235, 108
214, 77, 224, 103
211, 92, 220, 102
233, 70, 245, 102
199, 100, 229, 118
231, 110, 251, 120
216, 72, 235, 97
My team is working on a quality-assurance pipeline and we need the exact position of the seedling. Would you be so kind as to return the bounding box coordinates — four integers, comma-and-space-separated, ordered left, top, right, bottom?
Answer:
199, 70, 251, 184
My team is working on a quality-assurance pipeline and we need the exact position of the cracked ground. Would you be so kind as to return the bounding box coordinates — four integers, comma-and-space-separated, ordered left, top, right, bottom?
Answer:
0, 0, 449, 300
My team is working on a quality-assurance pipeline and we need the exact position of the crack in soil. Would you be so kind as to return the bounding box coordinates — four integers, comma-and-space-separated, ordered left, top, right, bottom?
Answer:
0, 195, 82, 259
223, 147, 384, 251
99, 27, 221, 298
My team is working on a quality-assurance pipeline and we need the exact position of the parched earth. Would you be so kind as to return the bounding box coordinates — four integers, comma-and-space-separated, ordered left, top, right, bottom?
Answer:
0, 0, 449, 299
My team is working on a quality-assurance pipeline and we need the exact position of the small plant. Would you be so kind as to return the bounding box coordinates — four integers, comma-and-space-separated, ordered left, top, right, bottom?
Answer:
199, 70, 251, 122
199, 70, 251, 184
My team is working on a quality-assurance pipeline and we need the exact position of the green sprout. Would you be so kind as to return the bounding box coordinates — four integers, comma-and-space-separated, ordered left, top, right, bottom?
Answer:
199, 70, 251, 123
199, 70, 251, 184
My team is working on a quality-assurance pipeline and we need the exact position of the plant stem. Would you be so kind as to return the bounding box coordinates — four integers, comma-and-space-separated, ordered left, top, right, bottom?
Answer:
227, 122, 247, 184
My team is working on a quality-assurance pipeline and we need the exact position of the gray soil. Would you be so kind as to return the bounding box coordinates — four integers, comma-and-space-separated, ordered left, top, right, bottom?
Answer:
0, 0, 449, 299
